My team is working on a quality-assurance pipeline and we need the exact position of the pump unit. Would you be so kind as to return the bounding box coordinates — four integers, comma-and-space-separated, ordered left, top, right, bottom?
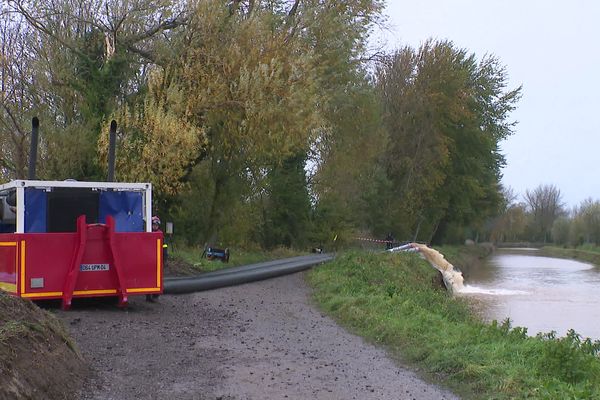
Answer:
0, 119, 163, 309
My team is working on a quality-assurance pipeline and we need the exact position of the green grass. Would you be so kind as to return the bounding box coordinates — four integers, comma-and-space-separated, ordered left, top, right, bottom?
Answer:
171, 244, 306, 273
0, 320, 29, 344
540, 246, 600, 267
576, 244, 600, 254
307, 251, 600, 399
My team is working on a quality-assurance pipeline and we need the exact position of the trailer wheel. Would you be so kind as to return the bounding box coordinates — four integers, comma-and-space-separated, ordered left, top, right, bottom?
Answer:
146, 294, 159, 302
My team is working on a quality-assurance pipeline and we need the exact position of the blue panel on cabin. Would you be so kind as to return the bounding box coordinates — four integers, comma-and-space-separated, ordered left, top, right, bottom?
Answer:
24, 188, 47, 233
99, 191, 144, 232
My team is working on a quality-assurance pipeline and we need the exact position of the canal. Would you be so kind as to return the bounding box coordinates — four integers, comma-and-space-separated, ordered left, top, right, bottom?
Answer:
459, 249, 600, 340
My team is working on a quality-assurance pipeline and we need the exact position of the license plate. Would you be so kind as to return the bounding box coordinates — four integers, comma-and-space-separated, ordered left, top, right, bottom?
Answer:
80, 263, 110, 272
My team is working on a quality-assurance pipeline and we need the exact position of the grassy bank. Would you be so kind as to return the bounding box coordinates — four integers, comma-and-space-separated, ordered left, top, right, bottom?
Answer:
539, 246, 600, 267
169, 245, 305, 274
307, 250, 600, 399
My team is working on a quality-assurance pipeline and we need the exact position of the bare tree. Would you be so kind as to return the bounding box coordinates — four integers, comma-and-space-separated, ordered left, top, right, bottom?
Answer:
0, 13, 38, 179
1, 0, 188, 180
524, 184, 565, 243
501, 185, 519, 210
5, 0, 187, 64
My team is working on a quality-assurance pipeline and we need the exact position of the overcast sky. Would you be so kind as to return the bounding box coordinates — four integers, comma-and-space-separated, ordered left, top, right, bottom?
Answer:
373, 1, 600, 208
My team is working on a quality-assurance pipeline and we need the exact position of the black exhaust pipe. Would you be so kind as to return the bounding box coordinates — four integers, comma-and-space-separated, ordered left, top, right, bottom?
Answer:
28, 117, 39, 180
107, 120, 117, 182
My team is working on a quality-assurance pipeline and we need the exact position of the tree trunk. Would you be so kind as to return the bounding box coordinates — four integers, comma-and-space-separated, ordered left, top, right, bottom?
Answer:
204, 174, 224, 244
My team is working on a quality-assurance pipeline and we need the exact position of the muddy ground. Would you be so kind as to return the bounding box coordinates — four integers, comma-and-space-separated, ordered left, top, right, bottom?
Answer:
54, 271, 458, 400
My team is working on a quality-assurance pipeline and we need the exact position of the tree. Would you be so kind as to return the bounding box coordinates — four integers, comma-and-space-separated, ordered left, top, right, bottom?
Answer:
104, 0, 324, 242
572, 198, 600, 245
4, 0, 185, 180
259, 154, 312, 249
119, 0, 384, 245
551, 216, 571, 246
524, 184, 565, 243
489, 187, 528, 243
98, 93, 204, 196
0, 14, 36, 179
310, 80, 387, 240
294, 0, 386, 244
375, 40, 521, 243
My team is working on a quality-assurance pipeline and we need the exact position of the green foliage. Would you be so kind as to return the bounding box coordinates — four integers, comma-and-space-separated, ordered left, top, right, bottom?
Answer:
573, 199, 600, 246
138, 0, 383, 246
127, 0, 326, 243
308, 251, 600, 399
311, 80, 388, 239
576, 243, 600, 254
537, 330, 600, 384
170, 243, 304, 273
259, 154, 312, 249
503, 196, 600, 246
176, 1, 324, 164
72, 29, 132, 128
3, 0, 532, 250
375, 40, 521, 243
99, 92, 204, 197
491, 198, 529, 243
539, 246, 600, 267
168, 158, 251, 246
551, 217, 572, 246
2, 0, 186, 181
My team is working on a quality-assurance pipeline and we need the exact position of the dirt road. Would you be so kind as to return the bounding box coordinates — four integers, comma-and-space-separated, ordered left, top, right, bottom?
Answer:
58, 272, 458, 400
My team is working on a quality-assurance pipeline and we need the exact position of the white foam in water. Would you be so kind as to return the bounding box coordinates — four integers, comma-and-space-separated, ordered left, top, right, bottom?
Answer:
400, 244, 529, 296
411, 243, 464, 292
459, 285, 529, 296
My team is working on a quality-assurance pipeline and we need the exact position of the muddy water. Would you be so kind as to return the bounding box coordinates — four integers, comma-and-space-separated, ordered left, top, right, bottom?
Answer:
459, 249, 600, 340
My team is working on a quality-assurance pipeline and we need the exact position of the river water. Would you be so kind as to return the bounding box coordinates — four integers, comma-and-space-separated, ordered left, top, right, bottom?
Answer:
458, 249, 600, 340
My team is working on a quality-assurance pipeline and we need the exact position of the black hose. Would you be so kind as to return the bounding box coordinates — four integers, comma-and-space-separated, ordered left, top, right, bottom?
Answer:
164, 254, 332, 281
163, 254, 333, 295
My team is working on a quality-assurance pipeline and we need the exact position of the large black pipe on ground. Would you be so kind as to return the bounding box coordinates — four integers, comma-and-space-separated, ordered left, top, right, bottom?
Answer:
165, 254, 332, 281
28, 117, 39, 180
164, 254, 333, 295
107, 120, 117, 182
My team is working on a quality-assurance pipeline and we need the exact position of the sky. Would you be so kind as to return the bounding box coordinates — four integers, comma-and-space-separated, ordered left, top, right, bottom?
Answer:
373, 0, 600, 208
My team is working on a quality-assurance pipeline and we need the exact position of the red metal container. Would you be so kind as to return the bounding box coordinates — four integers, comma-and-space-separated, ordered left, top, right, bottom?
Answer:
0, 180, 162, 309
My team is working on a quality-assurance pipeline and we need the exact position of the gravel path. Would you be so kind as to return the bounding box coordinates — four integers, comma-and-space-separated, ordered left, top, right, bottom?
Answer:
58, 272, 459, 400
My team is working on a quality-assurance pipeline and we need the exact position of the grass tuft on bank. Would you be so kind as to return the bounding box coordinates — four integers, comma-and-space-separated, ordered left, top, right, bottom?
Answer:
307, 250, 600, 399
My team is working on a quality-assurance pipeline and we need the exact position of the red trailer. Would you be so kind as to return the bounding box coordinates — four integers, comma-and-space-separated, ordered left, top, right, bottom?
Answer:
0, 179, 163, 309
